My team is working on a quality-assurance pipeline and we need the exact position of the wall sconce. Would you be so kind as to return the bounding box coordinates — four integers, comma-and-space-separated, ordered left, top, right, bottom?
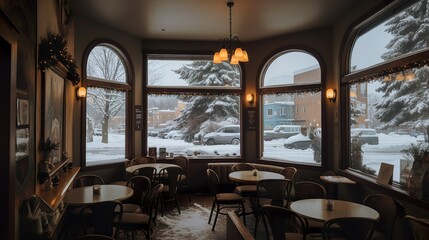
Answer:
246, 93, 254, 105
326, 88, 336, 103
76, 86, 87, 100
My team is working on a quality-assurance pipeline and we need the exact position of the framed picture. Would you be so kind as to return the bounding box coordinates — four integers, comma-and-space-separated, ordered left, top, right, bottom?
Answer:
43, 67, 66, 165
377, 162, 394, 185
148, 147, 157, 157
16, 128, 29, 161
17, 98, 29, 126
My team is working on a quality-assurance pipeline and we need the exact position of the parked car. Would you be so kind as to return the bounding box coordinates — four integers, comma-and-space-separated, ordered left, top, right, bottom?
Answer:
351, 128, 379, 145
148, 127, 163, 137
93, 128, 102, 136
264, 125, 301, 141
166, 130, 180, 139
202, 125, 240, 145
283, 133, 311, 149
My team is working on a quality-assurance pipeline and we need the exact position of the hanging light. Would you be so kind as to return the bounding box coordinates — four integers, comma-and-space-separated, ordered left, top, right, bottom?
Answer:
213, 1, 248, 64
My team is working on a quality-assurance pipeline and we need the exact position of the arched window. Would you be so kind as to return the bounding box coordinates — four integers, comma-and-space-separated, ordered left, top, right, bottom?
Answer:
83, 43, 132, 167
344, 0, 429, 187
146, 54, 242, 158
261, 50, 322, 164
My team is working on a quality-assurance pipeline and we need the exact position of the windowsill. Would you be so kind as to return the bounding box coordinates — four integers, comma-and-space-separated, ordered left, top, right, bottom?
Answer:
260, 157, 323, 169
339, 169, 429, 209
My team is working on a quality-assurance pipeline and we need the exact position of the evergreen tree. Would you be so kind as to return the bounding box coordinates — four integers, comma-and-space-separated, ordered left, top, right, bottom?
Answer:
173, 61, 240, 142
375, 0, 429, 137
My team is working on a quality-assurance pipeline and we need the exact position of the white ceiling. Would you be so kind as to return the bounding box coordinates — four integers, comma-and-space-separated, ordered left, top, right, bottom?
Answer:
70, 0, 361, 42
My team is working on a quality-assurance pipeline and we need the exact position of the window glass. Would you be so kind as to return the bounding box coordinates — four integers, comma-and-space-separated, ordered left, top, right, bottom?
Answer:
147, 56, 241, 158
261, 51, 322, 164
85, 45, 129, 166
350, 1, 429, 72
347, 0, 429, 187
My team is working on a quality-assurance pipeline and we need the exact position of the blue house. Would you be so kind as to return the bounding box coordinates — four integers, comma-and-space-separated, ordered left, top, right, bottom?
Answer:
263, 102, 295, 129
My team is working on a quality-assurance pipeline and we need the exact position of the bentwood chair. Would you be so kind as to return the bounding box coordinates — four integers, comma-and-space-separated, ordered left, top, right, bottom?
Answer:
253, 179, 292, 236
261, 205, 307, 240
117, 184, 164, 240
232, 163, 257, 198
174, 156, 191, 202
158, 166, 183, 216
363, 194, 406, 240
73, 174, 104, 188
133, 166, 157, 183
122, 176, 152, 213
207, 169, 246, 231
322, 217, 376, 240
79, 200, 123, 239
405, 215, 429, 240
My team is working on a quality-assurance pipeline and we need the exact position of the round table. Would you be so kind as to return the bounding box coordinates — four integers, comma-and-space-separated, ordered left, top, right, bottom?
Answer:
228, 170, 284, 184
290, 199, 379, 222
64, 185, 134, 206
125, 163, 178, 174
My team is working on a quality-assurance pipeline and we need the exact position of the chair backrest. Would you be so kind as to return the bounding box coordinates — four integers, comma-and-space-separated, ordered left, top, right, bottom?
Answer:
79, 200, 123, 238
159, 166, 182, 197
142, 183, 164, 226
261, 205, 307, 240
405, 215, 429, 240
231, 163, 255, 171
174, 156, 189, 175
322, 217, 376, 240
281, 167, 297, 181
130, 156, 156, 165
125, 175, 151, 206
207, 169, 220, 201
363, 194, 401, 239
294, 181, 327, 200
73, 175, 104, 188
133, 166, 157, 181
256, 179, 292, 207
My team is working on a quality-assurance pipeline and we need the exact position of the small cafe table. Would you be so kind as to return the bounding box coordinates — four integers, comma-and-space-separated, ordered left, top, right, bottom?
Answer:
64, 184, 134, 206
290, 199, 379, 222
229, 170, 284, 184
125, 163, 179, 174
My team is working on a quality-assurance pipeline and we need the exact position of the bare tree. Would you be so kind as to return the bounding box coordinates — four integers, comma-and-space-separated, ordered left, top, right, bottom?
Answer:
87, 46, 126, 143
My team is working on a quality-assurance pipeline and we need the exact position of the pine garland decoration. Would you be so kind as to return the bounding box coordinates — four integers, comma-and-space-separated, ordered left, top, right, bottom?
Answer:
38, 33, 80, 85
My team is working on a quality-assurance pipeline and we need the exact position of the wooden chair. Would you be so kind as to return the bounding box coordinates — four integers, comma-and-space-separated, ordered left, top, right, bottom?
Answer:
227, 211, 255, 240
133, 166, 157, 183
73, 174, 104, 188
232, 163, 257, 198
116, 183, 164, 240
158, 166, 182, 216
405, 215, 429, 240
79, 200, 123, 239
122, 176, 152, 213
174, 156, 191, 202
207, 169, 246, 231
293, 181, 327, 233
253, 179, 292, 236
322, 217, 376, 240
261, 205, 307, 240
363, 194, 405, 240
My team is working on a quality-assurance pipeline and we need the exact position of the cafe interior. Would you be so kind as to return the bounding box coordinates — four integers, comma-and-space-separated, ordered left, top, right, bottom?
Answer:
2, 0, 429, 239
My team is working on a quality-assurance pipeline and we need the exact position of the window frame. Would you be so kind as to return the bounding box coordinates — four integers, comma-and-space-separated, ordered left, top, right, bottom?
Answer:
143, 52, 244, 158
81, 40, 134, 169
340, 0, 429, 187
258, 48, 326, 166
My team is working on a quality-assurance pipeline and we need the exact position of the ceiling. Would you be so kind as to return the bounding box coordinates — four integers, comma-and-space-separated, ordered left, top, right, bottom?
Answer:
70, 0, 361, 42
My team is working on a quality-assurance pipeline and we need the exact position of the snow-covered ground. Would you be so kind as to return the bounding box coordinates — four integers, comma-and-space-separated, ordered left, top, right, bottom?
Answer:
86, 132, 426, 182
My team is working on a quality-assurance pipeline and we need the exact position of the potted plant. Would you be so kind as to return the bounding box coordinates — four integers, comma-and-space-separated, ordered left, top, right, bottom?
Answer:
401, 142, 429, 199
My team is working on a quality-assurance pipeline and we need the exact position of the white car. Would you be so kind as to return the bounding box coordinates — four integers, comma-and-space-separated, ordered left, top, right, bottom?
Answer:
93, 128, 102, 136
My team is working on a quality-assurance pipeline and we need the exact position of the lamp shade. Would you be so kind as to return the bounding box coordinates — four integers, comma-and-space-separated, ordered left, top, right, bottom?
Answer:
326, 88, 336, 102
213, 52, 222, 63
77, 87, 87, 99
219, 48, 228, 61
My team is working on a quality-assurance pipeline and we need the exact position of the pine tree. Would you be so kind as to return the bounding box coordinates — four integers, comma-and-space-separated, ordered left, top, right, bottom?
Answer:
173, 61, 240, 142
375, 0, 429, 137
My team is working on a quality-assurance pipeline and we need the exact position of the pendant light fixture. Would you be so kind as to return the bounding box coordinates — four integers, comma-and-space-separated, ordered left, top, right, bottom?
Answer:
213, 1, 248, 64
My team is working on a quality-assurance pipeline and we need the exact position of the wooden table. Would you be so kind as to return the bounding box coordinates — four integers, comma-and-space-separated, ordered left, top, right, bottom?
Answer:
290, 199, 379, 222
320, 175, 356, 199
229, 170, 284, 184
125, 163, 178, 174
64, 185, 134, 206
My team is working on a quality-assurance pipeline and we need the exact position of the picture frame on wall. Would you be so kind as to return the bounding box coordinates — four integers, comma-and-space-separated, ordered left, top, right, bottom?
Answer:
43, 66, 66, 165
17, 98, 29, 126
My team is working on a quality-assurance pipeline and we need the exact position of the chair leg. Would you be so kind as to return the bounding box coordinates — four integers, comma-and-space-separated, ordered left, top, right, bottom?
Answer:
208, 202, 215, 224
175, 195, 181, 214
254, 212, 259, 236
212, 205, 220, 231
240, 202, 246, 226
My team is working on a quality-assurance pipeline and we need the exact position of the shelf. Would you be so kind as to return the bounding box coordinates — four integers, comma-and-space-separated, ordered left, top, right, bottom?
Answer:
37, 167, 80, 211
